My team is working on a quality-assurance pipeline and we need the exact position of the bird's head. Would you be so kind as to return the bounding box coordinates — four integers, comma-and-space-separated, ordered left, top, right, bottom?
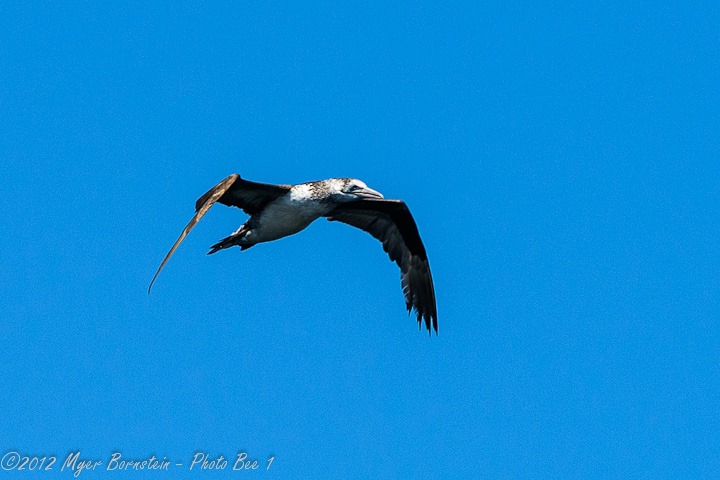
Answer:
331, 178, 384, 201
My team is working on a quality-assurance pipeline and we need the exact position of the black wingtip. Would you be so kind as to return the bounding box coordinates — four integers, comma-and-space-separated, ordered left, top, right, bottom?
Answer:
147, 276, 158, 294
414, 311, 438, 336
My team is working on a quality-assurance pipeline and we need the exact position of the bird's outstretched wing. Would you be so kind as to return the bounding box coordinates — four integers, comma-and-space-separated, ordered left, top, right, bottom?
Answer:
149, 174, 292, 292
325, 199, 437, 333
148, 174, 240, 292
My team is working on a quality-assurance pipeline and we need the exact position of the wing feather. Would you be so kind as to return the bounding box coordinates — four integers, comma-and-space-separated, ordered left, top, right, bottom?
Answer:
149, 174, 292, 292
326, 199, 438, 333
149, 174, 237, 292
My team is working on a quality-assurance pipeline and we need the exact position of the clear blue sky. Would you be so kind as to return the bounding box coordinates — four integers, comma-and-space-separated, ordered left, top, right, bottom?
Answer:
1, 2, 718, 479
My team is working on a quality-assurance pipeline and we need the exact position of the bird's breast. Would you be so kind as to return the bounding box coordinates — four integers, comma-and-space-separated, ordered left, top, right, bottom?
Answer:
250, 198, 329, 243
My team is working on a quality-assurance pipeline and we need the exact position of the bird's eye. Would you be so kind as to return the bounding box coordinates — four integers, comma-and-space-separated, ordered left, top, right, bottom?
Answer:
347, 185, 359, 192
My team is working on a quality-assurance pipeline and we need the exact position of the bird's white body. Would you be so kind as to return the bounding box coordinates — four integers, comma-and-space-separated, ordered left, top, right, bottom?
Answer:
246, 193, 327, 243
237, 180, 380, 245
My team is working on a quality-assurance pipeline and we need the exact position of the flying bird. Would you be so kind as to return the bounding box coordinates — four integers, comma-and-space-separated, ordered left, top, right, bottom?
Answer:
148, 174, 437, 333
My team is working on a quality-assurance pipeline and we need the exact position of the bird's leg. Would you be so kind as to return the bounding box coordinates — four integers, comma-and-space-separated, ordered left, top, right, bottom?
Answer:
207, 224, 251, 254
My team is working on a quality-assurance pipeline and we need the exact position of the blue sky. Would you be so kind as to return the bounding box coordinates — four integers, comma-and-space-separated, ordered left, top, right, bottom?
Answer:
1, 1, 718, 479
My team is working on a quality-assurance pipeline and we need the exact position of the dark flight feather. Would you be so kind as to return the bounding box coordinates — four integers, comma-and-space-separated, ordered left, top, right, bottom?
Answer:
325, 199, 438, 333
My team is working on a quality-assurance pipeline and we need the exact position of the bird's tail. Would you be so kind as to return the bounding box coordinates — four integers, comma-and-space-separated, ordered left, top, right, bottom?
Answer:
208, 226, 251, 255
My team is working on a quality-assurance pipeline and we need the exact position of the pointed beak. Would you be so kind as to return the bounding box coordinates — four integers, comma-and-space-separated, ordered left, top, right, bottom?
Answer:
358, 186, 384, 200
